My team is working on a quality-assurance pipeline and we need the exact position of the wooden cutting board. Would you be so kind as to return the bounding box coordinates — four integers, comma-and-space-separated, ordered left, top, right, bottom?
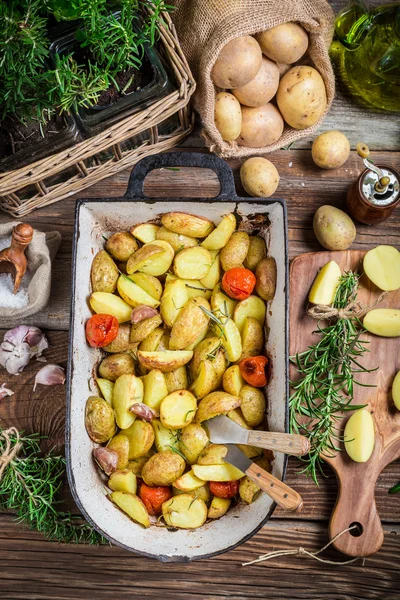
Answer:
290, 250, 400, 557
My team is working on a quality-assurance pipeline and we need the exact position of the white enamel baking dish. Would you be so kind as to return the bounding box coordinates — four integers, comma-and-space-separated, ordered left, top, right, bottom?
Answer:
67, 152, 289, 561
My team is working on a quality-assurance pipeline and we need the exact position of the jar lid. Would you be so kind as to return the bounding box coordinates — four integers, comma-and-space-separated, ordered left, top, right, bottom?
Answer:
361, 167, 400, 207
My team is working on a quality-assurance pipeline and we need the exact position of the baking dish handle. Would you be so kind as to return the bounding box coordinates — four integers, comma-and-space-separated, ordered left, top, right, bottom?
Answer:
124, 152, 237, 201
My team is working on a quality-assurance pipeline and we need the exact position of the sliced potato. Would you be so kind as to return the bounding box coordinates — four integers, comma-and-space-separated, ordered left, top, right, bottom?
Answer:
170, 297, 211, 350
138, 350, 193, 373
91, 250, 119, 293
190, 360, 218, 399
208, 497, 231, 519
128, 272, 163, 301
156, 226, 198, 252
179, 423, 209, 464
108, 433, 129, 469
220, 231, 250, 271
152, 419, 180, 452
127, 454, 152, 476
109, 491, 150, 528
173, 484, 211, 505
190, 337, 226, 379
174, 246, 212, 280
195, 391, 241, 423
124, 419, 155, 459
130, 223, 160, 243
161, 279, 188, 328
98, 353, 135, 382
141, 240, 175, 277
240, 385, 266, 427
165, 366, 188, 394
143, 369, 168, 411
223, 365, 245, 396
201, 214, 236, 250
160, 390, 197, 429
90, 292, 132, 323
162, 494, 207, 529
173, 471, 205, 492
130, 314, 163, 343
197, 444, 228, 465
199, 251, 221, 290
142, 450, 186, 486
228, 407, 250, 429
363, 245, 400, 291
103, 323, 138, 354
161, 212, 214, 238
219, 318, 242, 362
241, 316, 264, 358
363, 309, 400, 337
192, 463, 244, 481
211, 285, 236, 320
108, 469, 137, 494
233, 295, 266, 334
113, 374, 143, 429
126, 243, 164, 274
96, 378, 114, 405
244, 236, 267, 271
138, 327, 165, 353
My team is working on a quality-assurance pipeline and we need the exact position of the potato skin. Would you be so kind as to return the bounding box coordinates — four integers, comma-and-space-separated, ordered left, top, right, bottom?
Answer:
179, 423, 209, 464
256, 23, 308, 64
85, 396, 116, 443
240, 157, 279, 197
232, 56, 279, 107
244, 236, 267, 271
169, 297, 211, 350
91, 250, 119, 293
161, 212, 214, 238
98, 353, 135, 382
311, 130, 350, 170
255, 257, 277, 301
106, 231, 138, 262
103, 323, 137, 353
211, 35, 262, 89
237, 104, 284, 148
220, 231, 250, 271
313, 205, 356, 251
239, 385, 266, 427
277, 66, 327, 130
142, 450, 186, 486
214, 92, 242, 142
130, 314, 163, 343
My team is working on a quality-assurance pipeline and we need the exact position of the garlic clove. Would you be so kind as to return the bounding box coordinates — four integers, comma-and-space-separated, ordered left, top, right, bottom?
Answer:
0, 325, 49, 375
0, 341, 31, 375
129, 402, 158, 422
33, 364, 65, 392
0, 383, 14, 400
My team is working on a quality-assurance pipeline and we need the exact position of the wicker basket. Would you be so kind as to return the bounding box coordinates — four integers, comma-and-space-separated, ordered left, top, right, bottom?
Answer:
0, 13, 196, 218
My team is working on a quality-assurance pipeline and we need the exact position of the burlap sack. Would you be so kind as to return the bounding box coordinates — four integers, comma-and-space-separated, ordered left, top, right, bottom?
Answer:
173, 0, 335, 158
0, 222, 61, 319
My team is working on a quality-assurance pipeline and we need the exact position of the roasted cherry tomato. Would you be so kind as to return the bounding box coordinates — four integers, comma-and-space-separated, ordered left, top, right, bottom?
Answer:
139, 483, 172, 516
209, 480, 239, 499
222, 267, 256, 300
239, 355, 269, 387
85, 314, 119, 348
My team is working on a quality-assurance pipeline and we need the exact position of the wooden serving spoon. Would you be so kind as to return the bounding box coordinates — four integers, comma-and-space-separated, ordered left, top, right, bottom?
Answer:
0, 223, 33, 293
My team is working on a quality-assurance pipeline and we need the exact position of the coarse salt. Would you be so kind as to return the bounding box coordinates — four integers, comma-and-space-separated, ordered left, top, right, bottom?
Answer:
0, 236, 30, 309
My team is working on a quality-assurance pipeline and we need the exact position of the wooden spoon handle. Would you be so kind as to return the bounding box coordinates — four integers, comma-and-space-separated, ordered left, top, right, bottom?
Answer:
247, 430, 310, 456
246, 462, 303, 512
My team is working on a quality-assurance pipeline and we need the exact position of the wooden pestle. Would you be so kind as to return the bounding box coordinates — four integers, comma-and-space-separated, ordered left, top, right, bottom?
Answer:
0, 223, 34, 293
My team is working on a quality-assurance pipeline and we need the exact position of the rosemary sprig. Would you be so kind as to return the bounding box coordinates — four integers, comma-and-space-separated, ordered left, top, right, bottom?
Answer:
0, 429, 105, 544
289, 271, 377, 484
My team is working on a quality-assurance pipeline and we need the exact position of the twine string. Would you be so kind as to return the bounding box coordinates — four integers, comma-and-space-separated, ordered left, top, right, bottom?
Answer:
307, 291, 388, 321
242, 525, 366, 567
0, 427, 21, 481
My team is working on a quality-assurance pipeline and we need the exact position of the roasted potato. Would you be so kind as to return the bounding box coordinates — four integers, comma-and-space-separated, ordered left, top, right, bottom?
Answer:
113, 374, 143, 429
162, 494, 207, 529
195, 391, 241, 423
91, 250, 119, 293
363, 245, 400, 292
173, 470, 205, 492
96, 378, 114, 405
244, 236, 267, 271
214, 92, 242, 142
192, 463, 244, 482
161, 212, 214, 238
137, 350, 193, 373
127, 241, 174, 277
90, 292, 132, 323
208, 497, 231, 519
128, 272, 163, 301
98, 353, 135, 382
138, 327, 165, 353
170, 297, 211, 350
156, 226, 198, 252
160, 278, 188, 328
197, 444, 228, 465
117, 274, 160, 309
108, 433, 130, 469
127, 454, 152, 477
109, 491, 150, 528
223, 365, 245, 396
220, 231, 250, 271
190, 360, 218, 399
255, 257, 277, 301
106, 231, 138, 262
211, 285, 236, 320
238, 104, 284, 148
239, 385, 266, 427
179, 423, 209, 464
173, 484, 211, 505
211, 36, 262, 89
103, 323, 138, 354
228, 407, 250, 429
277, 66, 327, 130
190, 337, 226, 381
241, 316, 264, 358
200, 251, 221, 290
143, 369, 168, 411
218, 318, 242, 362
152, 419, 180, 453
108, 469, 137, 494
130, 314, 163, 343
160, 390, 197, 429
201, 214, 236, 251
239, 456, 271, 504
142, 450, 186, 486
85, 396, 116, 443
173, 246, 212, 280
130, 223, 159, 243
164, 366, 188, 394
124, 420, 155, 459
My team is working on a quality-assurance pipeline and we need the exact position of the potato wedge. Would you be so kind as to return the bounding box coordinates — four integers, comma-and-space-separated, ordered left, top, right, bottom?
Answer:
233, 296, 266, 334
220, 231, 250, 271
123, 420, 155, 459
363, 245, 400, 291
126, 243, 164, 274
244, 236, 267, 271
103, 323, 138, 354
192, 463, 244, 481
90, 292, 132, 323
117, 275, 160, 309
255, 257, 277, 301
113, 374, 143, 429
130, 223, 159, 243
162, 494, 207, 529
236, 444, 263, 459
109, 491, 150, 528
195, 391, 241, 423
185, 328, 209, 351
91, 250, 119, 293
156, 226, 198, 252
138, 350, 193, 373
173, 471, 205, 492
108, 469, 137, 494
211, 285, 236, 320
85, 396, 116, 443
223, 365, 245, 396
164, 366, 188, 394
166, 274, 212, 300
127, 454, 152, 476
98, 353, 135, 382
96, 378, 114, 405
239, 476, 261, 504
161, 212, 214, 238
170, 297, 211, 350
363, 309, 400, 337
173, 246, 212, 280
240, 385, 266, 427
241, 316, 264, 358
190, 360, 218, 399
228, 407, 250, 429
201, 214, 236, 250
152, 419, 180, 453
200, 251, 221, 290
108, 433, 129, 469
173, 484, 211, 504
190, 337, 226, 379
208, 497, 231, 519
136, 240, 175, 276
179, 423, 208, 464
106, 232, 138, 262
160, 279, 188, 328
219, 318, 242, 362
130, 314, 163, 343
142, 450, 186, 486
128, 272, 163, 301
197, 444, 228, 465
143, 369, 168, 411
138, 327, 165, 353
160, 390, 197, 429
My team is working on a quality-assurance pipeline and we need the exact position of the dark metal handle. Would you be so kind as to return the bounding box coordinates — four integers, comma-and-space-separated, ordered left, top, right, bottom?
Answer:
124, 152, 237, 201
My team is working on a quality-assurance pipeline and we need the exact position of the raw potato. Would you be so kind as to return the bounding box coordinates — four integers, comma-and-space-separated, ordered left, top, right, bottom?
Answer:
85, 396, 116, 443
344, 409, 375, 463
91, 250, 119, 293
98, 353, 135, 382
162, 494, 207, 529
233, 56, 280, 107
363, 246, 400, 291
392, 371, 400, 410
241, 316, 264, 358
220, 231, 250, 271
109, 491, 150, 528
197, 444, 228, 465
90, 292, 132, 323
363, 309, 400, 337
214, 92, 242, 142
117, 274, 160, 309
113, 374, 143, 429
195, 391, 241, 423
152, 420, 180, 453
190, 360, 218, 399
179, 423, 208, 464
156, 226, 198, 252
128, 273, 163, 301
244, 236, 267, 271
201, 214, 236, 250
277, 66, 327, 130
161, 279, 188, 328
192, 463, 244, 482
124, 420, 155, 459
137, 350, 193, 372
238, 104, 284, 148
160, 390, 197, 429
234, 295, 266, 333
240, 157, 280, 198
211, 35, 262, 89
240, 385, 266, 427
173, 471, 205, 492
173, 246, 212, 280
255, 257, 277, 301
223, 365, 245, 396
219, 318, 242, 362
313, 206, 356, 251
312, 131, 350, 170
170, 297, 211, 350
256, 23, 308, 64
96, 378, 114, 405
208, 497, 231, 519
144, 369, 168, 411
108, 469, 137, 494
142, 450, 186, 486
165, 366, 188, 394
161, 212, 214, 238
106, 231, 138, 262
130, 223, 159, 243
108, 434, 129, 469
308, 260, 341, 305
103, 323, 137, 354
200, 251, 221, 290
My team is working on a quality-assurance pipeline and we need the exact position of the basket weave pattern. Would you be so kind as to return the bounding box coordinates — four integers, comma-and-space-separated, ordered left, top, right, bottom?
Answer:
0, 13, 195, 217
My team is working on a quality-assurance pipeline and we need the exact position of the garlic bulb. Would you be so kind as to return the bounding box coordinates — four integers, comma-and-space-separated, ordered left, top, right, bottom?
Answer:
0, 326, 48, 375
33, 364, 65, 391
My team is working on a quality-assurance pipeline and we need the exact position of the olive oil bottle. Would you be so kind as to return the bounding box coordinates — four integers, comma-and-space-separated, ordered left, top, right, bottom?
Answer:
333, 1, 400, 112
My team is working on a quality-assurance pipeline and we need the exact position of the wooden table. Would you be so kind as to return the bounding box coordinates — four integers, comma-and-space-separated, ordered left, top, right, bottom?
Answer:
1, 10, 400, 600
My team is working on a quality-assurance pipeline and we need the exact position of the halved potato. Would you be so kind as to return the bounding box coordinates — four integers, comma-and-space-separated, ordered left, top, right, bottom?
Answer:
160, 279, 188, 328
228, 407, 250, 429
195, 391, 241, 423
240, 385, 266, 427
173, 246, 212, 280
128, 272, 163, 301
179, 423, 209, 464
113, 374, 143, 429
185, 328, 209, 351
161, 212, 214, 238
160, 390, 197, 429
208, 497, 231, 519
244, 236, 267, 271
124, 419, 155, 459
138, 350, 193, 373
363, 309, 400, 337
173, 484, 211, 504
211, 285, 236, 320
109, 491, 150, 528
138, 327, 165, 353
131, 223, 160, 243
103, 323, 138, 354
91, 250, 119, 293
108, 433, 129, 469
190, 360, 218, 399
163, 495, 207, 529
201, 214, 236, 250
165, 274, 212, 299
130, 314, 162, 343
200, 251, 221, 290
241, 316, 264, 358
108, 469, 137, 494
96, 378, 114, 405
90, 292, 132, 323
220, 231, 250, 271
126, 243, 164, 274
223, 365, 245, 396
197, 444, 228, 465
142, 450, 186, 486
152, 419, 180, 452
190, 337, 225, 378
144, 369, 168, 410
170, 297, 211, 350
142, 240, 176, 276
363, 245, 400, 291
164, 366, 188, 393
156, 226, 199, 252
233, 296, 266, 334
192, 463, 244, 481
173, 471, 205, 492
219, 318, 242, 362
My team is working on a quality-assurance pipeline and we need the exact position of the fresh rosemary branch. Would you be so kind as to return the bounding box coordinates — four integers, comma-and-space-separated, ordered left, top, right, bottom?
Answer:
0, 429, 106, 544
289, 271, 377, 484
